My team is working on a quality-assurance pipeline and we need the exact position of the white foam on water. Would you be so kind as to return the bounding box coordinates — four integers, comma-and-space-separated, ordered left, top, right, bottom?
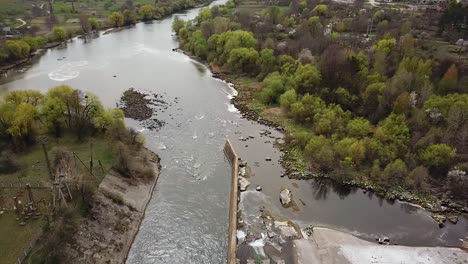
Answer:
226, 103, 238, 113
48, 61, 88, 81
158, 143, 167, 150
248, 234, 266, 257
192, 132, 198, 139
237, 230, 246, 242
195, 114, 205, 120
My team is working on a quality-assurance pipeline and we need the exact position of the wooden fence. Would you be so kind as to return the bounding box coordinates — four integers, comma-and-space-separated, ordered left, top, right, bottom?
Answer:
223, 140, 239, 264
0, 181, 51, 189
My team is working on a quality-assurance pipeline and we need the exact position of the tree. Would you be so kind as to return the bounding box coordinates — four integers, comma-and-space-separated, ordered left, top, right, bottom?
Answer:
406, 166, 429, 191
53, 26, 67, 41
382, 159, 408, 185
139, 5, 154, 21
438, 64, 458, 94
305, 135, 335, 171
375, 113, 410, 158
88, 17, 99, 30
5, 40, 30, 60
123, 9, 137, 25
312, 4, 328, 16
172, 16, 185, 34
42, 96, 67, 136
421, 144, 456, 171
258, 48, 276, 76
347, 118, 372, 138
259, 72, 284, 104
22, 36, 46, 52
5, 103, 36, 144
79, 14, 90, 33
109, 12, 124, 27
294, 64, 321, 94
227, 47, 259, 74
267, 6, 281, 24
279, 89, 297, 110
373, 37, 396, 56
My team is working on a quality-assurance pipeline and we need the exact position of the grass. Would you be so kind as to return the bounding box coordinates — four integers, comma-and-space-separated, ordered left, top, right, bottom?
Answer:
0, 133, 115, 262
0, 134, 115, 184
0, 189, 49, 264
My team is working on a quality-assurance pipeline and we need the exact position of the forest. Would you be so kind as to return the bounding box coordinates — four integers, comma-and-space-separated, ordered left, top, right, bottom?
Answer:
174, 0, 468, 202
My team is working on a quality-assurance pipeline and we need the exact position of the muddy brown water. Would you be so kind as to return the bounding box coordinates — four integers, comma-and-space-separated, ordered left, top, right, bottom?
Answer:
1, 1, 467, 262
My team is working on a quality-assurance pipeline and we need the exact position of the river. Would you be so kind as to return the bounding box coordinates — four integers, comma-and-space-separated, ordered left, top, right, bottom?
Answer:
0, 0, 467, 263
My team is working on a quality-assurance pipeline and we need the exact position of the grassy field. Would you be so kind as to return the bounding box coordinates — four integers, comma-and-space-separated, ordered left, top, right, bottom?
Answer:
0, 134, 115, 184
0, 133, 115, 262
0, 189, 49, 264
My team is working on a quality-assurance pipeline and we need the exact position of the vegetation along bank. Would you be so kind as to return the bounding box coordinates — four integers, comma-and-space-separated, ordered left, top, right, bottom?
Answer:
173, 0, 468, 224
0, 86, 160, 263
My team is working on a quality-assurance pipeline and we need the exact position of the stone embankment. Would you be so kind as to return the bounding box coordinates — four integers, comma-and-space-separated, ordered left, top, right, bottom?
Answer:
64, 148, 160, 264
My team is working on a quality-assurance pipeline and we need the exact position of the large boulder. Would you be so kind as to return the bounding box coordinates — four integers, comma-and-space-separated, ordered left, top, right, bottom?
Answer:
279, 189, 292, 207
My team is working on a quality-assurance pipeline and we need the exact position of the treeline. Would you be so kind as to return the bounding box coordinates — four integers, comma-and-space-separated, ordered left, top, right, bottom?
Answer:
0, 86, 124, 146
108, 0, 213, 27
176, 0, 468, 200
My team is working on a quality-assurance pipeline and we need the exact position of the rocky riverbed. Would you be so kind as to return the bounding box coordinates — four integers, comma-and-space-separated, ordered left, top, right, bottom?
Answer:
119, 88, 178, 130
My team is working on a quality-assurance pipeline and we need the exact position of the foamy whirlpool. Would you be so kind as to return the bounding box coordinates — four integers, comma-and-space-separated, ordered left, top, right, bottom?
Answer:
48, 61, 88, 81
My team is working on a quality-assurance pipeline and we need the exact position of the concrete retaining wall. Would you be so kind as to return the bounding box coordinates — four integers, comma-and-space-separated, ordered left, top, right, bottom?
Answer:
224, 140, 238, 264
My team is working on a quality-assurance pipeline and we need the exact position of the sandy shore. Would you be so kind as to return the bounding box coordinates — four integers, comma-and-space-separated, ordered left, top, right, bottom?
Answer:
64, 148, 160, 264
293, 228, 468, 264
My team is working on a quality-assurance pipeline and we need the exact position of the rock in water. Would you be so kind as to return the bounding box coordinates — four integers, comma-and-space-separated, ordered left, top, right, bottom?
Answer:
448, 216, 458, 224
280, 189, 292, 207
239, 177, 250, 192
266, 157, 272, 161
256, 185, 262, 191
239, 167, 246, 177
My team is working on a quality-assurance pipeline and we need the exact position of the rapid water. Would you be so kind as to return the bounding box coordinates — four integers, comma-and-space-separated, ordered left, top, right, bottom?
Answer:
1, 0, 466, 263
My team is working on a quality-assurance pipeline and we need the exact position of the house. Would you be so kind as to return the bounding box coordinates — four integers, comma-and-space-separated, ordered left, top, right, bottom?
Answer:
2, 27, 12, 35
2, 27, 21, 39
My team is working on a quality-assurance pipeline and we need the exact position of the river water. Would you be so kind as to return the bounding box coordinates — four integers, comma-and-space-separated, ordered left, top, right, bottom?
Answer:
1, 0, 467, 263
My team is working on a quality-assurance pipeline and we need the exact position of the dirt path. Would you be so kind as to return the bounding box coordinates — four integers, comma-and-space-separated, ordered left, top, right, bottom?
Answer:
15, 18, 26, 29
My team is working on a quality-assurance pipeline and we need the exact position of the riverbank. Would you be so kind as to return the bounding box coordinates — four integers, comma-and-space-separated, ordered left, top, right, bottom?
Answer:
206, 63, 467, 225
63, 147, 161, 263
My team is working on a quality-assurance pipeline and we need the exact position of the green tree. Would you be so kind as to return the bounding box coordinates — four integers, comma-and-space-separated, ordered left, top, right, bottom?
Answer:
258, 48, 276, 76
347, 118, 372, 138
109, 12, 124, 27
123, 9, 137, 25
139, 5, 154, 21
5, 40, 30, 60
53, 26, 68, 41
375, 113, 410, 158
279, 89, 297, 110
421, 144, 456, 171
312, 4, 328, 16
259, 72, 284, 104
294, 64, 321, 94
305, 135, 335, 171
88, 17, 99, 30
382, 159, 408, 185
227, 47, 259, 74
41, 96, 67, 136
172, 17, 185, 34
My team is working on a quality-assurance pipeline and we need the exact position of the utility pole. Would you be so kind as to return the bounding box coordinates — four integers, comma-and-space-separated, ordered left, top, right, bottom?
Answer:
90, 143, 93, 175
42, 143, 54, 181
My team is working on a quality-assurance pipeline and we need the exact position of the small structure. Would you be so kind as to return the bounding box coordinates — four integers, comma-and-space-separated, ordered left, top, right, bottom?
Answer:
2, 27, 22, 39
